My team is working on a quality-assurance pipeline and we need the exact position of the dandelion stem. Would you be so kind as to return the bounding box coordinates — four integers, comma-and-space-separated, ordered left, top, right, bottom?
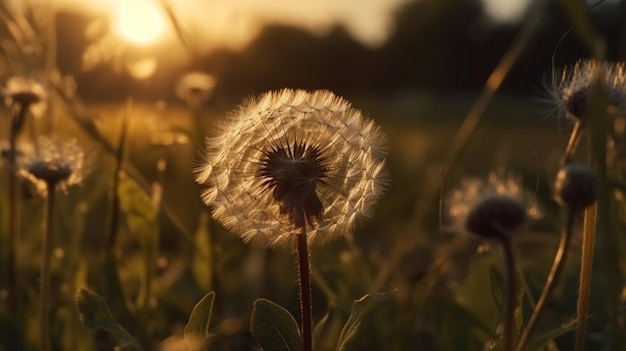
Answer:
5, 104, 27, 314
296, 231, 312, 351
516, 208, 576, 351
500, 236, 517, 351
39, 181, 56, 351
575, 203, 596, 351
562, 121, 584, 165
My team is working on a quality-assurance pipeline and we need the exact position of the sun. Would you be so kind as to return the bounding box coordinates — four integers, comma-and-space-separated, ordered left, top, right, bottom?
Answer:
114, 0, 166, 45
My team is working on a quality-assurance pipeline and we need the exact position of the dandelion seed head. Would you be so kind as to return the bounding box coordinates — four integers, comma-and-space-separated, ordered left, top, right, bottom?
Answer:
195, 89, 387, 247
545, 60, 626, 122
447, 172, 540, 240
3, 76, 48, 117
19, 137, 89, 194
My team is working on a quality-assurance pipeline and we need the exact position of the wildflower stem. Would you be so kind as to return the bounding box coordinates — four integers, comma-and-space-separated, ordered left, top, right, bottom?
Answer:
500, 236, 517, 351
39, 181, 56, 351
562, 121, 583, 165
575, 203, 597, 351
516, 208, 576, 351
296, 231, 313, 351
5, 104, 28, 314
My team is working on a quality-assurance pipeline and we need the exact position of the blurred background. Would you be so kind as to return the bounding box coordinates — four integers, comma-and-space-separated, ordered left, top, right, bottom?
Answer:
1, 0, 626, 350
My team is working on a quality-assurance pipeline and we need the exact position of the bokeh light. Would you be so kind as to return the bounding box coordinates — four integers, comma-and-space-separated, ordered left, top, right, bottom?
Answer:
113, 0, 166, 45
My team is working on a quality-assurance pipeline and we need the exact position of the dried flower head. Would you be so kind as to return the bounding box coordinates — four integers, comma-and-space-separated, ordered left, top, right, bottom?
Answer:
195, 89, 387, 247
3, 76, 48, 117
447, 172, 541, 240
19, 137, 88, 194
545, 60, 626, 122
554, 164, 596, 213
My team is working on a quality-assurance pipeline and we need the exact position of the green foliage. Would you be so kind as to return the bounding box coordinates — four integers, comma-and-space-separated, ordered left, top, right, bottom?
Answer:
335, 290, 396, 351
75, 289, 144, 351
184, 291, 216, 351
251, 298, 303, 351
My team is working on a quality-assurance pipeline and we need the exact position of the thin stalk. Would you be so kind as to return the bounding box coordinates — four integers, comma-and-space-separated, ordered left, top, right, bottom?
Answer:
575, 203, 597, 351
501, 236, 517, 351
39, 181, 56, 351
296, 230, 312, 351
6, 104, 28, 314
562, 121, 584, 165
516, 209, 576, 351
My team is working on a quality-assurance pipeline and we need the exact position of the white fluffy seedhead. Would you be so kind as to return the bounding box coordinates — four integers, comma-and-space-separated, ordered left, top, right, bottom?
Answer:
195, 89, 388, 247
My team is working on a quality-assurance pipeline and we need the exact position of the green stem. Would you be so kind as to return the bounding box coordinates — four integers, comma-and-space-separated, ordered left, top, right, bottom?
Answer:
501, 237, 517, 351
575, 204, 597, 351
296, 231, 312, 351
39, 181, 56, 351
516, 209, 576, 351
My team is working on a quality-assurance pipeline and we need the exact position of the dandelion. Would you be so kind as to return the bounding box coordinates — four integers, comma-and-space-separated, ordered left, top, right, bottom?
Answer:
195, 88, 387, 247
447, 172, 540, 239
19, 137, 88, 195
543, 60, 626, 165
546, 60, 626, 122
18, 136, 88, 351
516, 164, 596, 351
447, 171, 539, 351
175, 71, 217, 108
2, 76, 48, 314
3, 76, 48, 120
195, 89, 387, 351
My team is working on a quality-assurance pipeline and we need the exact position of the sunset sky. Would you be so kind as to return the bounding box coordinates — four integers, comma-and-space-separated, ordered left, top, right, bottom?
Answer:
13, 0, 536, 50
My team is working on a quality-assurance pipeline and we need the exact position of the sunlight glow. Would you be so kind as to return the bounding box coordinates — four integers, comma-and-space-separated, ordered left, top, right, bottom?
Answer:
114, 0, 165, 45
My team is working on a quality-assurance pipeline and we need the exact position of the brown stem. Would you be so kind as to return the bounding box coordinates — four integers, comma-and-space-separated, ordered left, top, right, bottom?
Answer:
575, 204, 597, 351
516, 209, 576, 351
296, 231, 312, 351
500, 236, 517, 351
39, 181, 56, 351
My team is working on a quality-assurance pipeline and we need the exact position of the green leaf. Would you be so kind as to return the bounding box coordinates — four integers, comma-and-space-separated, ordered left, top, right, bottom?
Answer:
313, 304, 335, 350
184, 291, 216, 351
117, 175, 160, 309
192, 213, 214, 292
531, 319, 577, 350
76, 289, 144, 351
489, 264, 504, 310
336, 290, 396, 351
250, 298, 303, 351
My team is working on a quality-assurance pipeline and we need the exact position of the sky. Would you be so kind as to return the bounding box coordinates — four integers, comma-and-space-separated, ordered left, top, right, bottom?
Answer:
13, 0, 535, 51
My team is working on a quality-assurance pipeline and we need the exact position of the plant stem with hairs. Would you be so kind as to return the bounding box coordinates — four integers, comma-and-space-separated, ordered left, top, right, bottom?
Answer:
296, 230, 313, 351
516, 209, 576, 351
575, 204, 596, 351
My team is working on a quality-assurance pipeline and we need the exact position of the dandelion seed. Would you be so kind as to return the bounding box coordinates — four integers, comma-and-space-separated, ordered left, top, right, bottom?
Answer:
195, 89, 387, 247
544, 60, 626, 122
447, 172, 540, 239
19, 137, 88, 195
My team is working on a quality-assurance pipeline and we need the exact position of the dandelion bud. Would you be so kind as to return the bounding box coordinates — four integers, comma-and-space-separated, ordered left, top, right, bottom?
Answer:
464, 195, 527, 240
554, 164, 596, 213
